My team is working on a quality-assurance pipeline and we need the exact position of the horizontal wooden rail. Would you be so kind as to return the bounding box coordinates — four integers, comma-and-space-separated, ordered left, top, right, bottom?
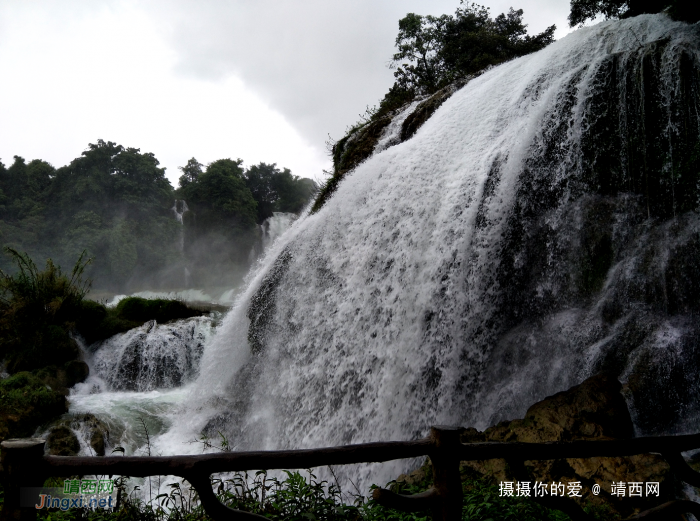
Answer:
4, 428, 700, 521
456, 432, 700, 460
39, 439, 434, 477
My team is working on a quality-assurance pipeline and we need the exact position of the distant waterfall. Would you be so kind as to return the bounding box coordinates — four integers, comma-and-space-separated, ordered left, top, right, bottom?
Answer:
172, 199, 190, 286
172, 199, 189, 226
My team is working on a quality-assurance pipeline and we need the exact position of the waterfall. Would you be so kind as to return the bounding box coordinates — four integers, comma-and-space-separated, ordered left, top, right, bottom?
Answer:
373, 99, 423, 153
261, 212, 297, 251
172, 199, 190, 287
89, 316, 215, 392
172, 199, 189, 226
117, 14, 698, 490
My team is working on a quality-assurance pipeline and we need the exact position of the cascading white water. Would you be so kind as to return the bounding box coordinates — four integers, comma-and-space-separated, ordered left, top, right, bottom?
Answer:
261, 212, 297, 251
105, 290, 218, 308
90, 317, 214, 392
148, 14, 700, 490
53, 15, 699, 497
67, 316, 216, 456
373, 99, 423, 153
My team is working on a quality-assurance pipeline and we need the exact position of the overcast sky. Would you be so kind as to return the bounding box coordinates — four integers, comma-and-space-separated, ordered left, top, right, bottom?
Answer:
0, 0, 574, 186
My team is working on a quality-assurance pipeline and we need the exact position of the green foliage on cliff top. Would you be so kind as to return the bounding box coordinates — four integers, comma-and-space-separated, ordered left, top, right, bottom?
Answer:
568, 0, 699, 27
391, 3, 555, 95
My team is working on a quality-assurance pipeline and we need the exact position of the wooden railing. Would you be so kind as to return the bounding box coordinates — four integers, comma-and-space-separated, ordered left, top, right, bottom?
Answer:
3, 427, 700, 521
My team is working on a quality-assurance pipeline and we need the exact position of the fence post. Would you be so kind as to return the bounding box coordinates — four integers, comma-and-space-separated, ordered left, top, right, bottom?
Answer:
429, 426, 463, 521
0, 438, 46, 521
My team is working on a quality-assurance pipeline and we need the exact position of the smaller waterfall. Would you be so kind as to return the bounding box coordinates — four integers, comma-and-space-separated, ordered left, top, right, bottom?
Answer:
373, 99, 423, 154
171, 200, 189, 225
172, 199, 189, 253
172, 199, 190, 287
89, 316, 215, 392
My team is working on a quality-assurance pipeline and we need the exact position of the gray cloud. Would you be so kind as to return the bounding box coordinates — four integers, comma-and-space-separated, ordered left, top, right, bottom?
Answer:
149, 0, 571, 149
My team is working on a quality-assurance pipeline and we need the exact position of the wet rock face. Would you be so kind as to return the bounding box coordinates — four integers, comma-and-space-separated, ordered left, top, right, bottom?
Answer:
459, 373, 677, 519
46, 413, 110, 456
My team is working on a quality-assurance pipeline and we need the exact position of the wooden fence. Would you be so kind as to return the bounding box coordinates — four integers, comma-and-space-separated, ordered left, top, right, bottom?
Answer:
3, 426, 700, 521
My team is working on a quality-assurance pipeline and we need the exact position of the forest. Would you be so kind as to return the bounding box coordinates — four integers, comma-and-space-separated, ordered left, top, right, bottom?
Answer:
0, 141, 317, 293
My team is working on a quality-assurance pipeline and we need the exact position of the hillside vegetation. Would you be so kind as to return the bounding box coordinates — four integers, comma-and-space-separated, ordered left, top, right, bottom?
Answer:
0, 141, 317, 292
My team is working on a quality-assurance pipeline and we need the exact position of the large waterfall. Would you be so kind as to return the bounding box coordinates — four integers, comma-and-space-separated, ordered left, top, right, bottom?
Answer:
76, 14, 700, 491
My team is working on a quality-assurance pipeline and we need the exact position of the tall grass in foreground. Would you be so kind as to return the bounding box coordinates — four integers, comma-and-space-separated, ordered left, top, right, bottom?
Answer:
16, 469, 587, 521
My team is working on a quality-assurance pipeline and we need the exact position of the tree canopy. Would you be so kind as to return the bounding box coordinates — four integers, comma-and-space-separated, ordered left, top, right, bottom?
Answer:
0, 141, 317, 292
391, 3, 556, 95
568, 0, 699, 26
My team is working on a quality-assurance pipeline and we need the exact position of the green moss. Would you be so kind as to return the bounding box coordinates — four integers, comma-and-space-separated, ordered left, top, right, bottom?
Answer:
77, 297, 206, 345
115, 297, 199, 323
312, 117, 393, 214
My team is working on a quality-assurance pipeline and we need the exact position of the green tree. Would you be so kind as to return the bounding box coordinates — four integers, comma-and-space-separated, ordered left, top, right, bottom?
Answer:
392, 12, 452, 93
178, 157, 203, 188
568, 0, 700, 26
245, 162, 280, 222
272, 170, 318, 214
181, 158, 258, 231
392, 3, 555, 95
45, 140, 178, 290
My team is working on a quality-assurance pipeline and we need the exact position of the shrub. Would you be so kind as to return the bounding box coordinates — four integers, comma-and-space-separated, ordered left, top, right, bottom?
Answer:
0, 371, 67, 441
115, 297, 200, 324
0, 248, 91, 372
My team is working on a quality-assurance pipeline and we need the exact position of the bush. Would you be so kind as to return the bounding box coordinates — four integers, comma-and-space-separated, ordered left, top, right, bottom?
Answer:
115, 297, 201, 324
0, 248, 91, 372
0, 371, 67, 441
77, 297, 205, 345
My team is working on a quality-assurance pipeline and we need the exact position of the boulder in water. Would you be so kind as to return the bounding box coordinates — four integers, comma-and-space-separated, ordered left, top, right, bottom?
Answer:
47, 425, 80, 456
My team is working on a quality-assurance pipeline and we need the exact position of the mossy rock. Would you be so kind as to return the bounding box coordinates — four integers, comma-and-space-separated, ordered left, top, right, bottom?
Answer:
5, 325, 80, 374
0, 372, 68, 443
72, 413, 109, 456
33, 361, 89, 395
46, 425, 80, 456
77, 297, 206, 345
400, 81, 463, 141
458, 374, 676, 519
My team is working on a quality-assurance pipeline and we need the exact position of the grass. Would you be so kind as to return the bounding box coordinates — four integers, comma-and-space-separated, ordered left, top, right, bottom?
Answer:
6, 468, 584, 521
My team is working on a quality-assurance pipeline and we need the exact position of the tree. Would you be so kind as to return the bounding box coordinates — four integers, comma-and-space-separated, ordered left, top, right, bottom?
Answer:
568, 0, 700, 26
272, 170, 318, 214
391, 2, 556, 95
392, 12, 452, 93
245, 163, 279, 222
181, 158, 258, 231
178, 157, 203, 188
